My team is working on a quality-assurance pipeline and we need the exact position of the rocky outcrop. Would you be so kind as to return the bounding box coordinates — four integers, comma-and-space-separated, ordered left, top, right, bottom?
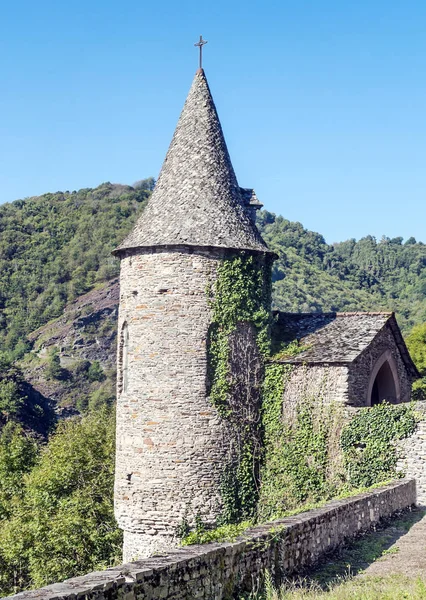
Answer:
23, 279, 120, 412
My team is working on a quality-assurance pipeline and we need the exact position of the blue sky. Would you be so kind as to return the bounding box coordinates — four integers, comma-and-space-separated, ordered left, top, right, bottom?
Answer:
1, 0, 426, 244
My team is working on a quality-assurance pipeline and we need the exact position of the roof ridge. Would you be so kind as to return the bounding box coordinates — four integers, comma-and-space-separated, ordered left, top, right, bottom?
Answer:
274, 311, 393, 317
272, 310, 401, 365
335, 312, 393, 317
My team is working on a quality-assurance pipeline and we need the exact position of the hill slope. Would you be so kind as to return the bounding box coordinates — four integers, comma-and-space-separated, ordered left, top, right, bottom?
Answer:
0, 181, 151, 358
1, 181, 426, 418
259, 211, 426, 331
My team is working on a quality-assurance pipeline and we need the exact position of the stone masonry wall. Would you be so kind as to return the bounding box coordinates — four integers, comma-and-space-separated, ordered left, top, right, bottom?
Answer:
282, 364, 349, 420
348, 324, 412, 406
115, 246, 232, 560
398, 402, 426, 504
11, 480, 416, 600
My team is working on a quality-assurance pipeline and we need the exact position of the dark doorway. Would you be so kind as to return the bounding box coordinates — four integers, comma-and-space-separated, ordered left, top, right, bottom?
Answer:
370, 360, 397, 405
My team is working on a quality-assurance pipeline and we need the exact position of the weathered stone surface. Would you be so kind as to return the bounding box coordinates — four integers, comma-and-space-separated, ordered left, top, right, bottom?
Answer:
115, 247, 237, 560
348, 323, 413, 406
282, 364, 349, 419
9, 480, 416, 600
273, 312, 416, 369
112, 63, 417, 567
113, 67, 274, 561
398, 402, 426, 505
274, 312, 417, 407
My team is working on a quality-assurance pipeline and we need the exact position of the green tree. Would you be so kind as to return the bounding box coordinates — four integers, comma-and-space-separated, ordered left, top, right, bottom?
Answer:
0, 408, 121, 595
87, 361, 105, 382
0, 380, 25, 422
406, 323, 426, 374
132, 177, 155, 191
46, 348, 64, 380
0, 353, 54, 435
87, 382, 115, 412
406, 323, 426, 400
0, 423, 39, 520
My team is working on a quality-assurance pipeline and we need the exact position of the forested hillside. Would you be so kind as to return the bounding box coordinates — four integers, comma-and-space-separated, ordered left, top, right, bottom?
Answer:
0, 180, 153, 359
259, 212, 426, 331
0, 180, 424, 426
0, 179, 425, 364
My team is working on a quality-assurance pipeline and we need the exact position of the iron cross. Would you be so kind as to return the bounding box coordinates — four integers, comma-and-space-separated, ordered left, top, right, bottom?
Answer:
194, 35, 208, 69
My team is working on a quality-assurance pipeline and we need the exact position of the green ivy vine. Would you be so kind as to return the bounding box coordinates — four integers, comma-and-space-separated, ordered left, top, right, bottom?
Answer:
261, 363, 288, 446
208, 253, 272, 410
341, 402, 418, 488
258, 365, 342, 521
199, 251, 420, 537
207, 252, 272, 524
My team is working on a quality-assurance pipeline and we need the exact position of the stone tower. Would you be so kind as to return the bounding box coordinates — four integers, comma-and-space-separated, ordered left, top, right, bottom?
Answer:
113, 68, 273, 561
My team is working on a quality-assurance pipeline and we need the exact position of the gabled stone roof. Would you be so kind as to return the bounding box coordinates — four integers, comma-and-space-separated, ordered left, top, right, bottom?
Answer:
114, 69, 270, 255
272, 311, 419, 376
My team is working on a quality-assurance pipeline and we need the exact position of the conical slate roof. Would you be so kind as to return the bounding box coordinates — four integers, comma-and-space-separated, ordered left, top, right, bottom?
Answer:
114, 69, 270, 254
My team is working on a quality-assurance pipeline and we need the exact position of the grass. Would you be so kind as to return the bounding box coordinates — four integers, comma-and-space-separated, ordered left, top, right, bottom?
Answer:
270, 340, 312, 361
180, 520, 253, 546
246, 574, 426, 599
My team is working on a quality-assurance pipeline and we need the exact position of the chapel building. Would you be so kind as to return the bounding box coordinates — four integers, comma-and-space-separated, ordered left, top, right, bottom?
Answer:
271, 311, 418, 413
113, 66, 418, 561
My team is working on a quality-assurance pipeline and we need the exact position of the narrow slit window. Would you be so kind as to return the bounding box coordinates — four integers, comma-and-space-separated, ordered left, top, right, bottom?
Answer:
119, 322, 129, 394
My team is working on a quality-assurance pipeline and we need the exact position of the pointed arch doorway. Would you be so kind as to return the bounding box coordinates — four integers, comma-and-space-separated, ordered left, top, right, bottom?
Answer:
367, 350, 400, 406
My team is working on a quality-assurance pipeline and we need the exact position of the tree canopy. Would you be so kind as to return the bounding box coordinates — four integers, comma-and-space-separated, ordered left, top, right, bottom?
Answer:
0, 182, 150, 358
0, 408, 120, 595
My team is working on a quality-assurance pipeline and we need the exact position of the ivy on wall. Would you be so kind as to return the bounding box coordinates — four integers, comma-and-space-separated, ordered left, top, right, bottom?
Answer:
207, 253, 272, 524
258, 365, 344, 521
341, 402, 418, 488
208, 253, 272, 410
205, 253, 344, 527
197, 251, 420, 537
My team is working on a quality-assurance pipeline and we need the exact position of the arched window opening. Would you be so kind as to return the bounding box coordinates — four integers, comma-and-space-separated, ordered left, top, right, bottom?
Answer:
370, 360, 397, 406
118, 322, 129, 395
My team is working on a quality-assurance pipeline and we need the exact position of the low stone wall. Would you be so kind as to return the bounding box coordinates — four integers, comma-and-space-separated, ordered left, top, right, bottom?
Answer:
10, 480, 416, 600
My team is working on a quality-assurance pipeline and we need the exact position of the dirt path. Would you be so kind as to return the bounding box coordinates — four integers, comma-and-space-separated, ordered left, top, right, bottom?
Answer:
302, 507, 426, 588
360, 508, 426, 578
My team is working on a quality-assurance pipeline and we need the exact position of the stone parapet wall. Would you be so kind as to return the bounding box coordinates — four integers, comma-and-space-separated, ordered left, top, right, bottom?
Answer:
11, 480, 415, 600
